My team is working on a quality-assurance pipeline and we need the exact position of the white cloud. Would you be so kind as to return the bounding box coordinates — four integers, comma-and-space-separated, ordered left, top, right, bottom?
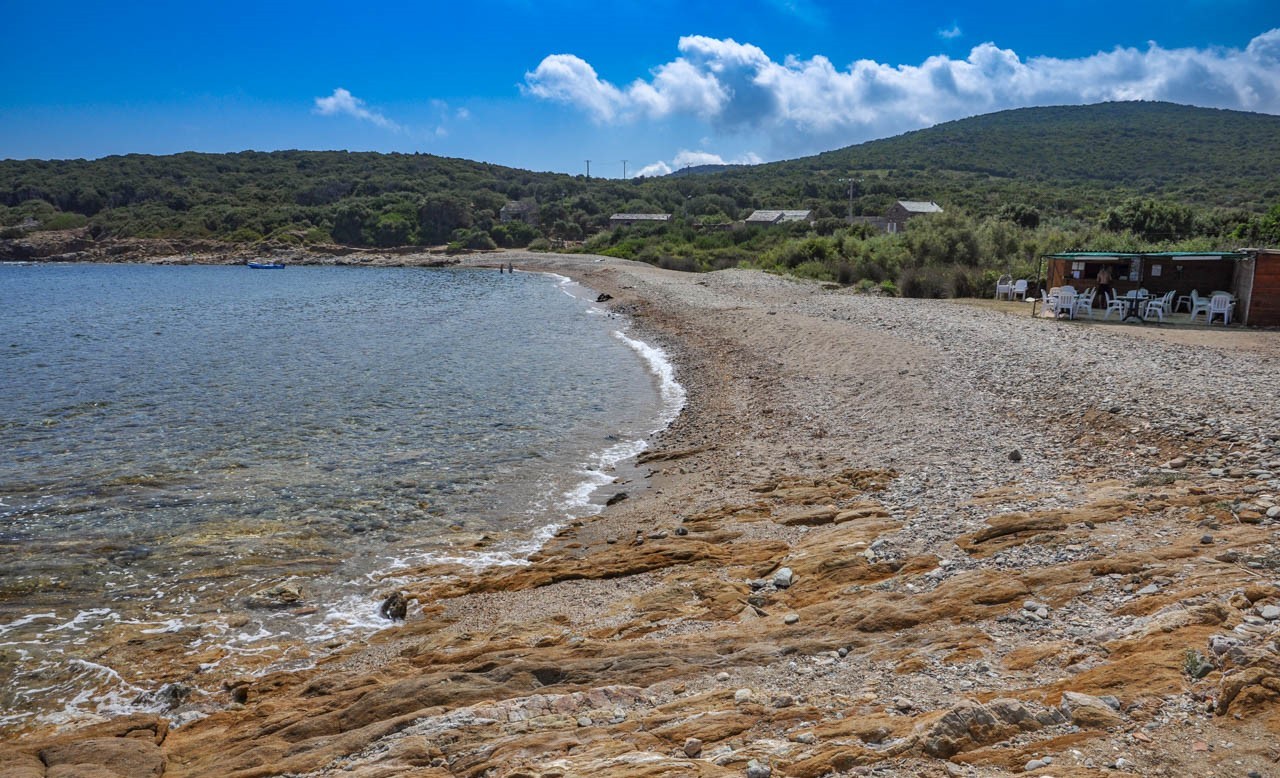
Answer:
635, 149, 764, 178
938, 24, 963, 40
522, 54, 629, 122
314, 88, 402, 131
525, 29, 1280, 156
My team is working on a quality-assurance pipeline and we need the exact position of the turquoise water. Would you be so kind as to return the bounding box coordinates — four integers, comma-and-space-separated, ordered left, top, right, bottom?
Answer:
0, 263, 680, 732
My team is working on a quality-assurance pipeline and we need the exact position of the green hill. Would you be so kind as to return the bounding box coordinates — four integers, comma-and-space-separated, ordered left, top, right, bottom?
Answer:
1, 101, 1277, 261
685, 101, 1280, 217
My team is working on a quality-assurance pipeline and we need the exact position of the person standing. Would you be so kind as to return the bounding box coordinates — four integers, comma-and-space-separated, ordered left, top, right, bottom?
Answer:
1095, 266, 1113, 309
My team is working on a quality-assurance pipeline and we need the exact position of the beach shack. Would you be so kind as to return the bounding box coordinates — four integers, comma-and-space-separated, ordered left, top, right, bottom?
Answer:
1040, 250, 1280, 326
1246, 249, 1280, 327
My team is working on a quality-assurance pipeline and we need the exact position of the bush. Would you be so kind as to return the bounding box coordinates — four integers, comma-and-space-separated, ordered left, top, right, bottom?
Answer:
897, 266, 948, 298
490, 221, 539, 248
879, 279, 899, 297
303, 226, 331, 244
791, 260, 835, 282
43, 212, 89, 230
527, 237, 552, 252
812, 217, 846, 236
948, 266, 983, 298
228, 226, 263, 243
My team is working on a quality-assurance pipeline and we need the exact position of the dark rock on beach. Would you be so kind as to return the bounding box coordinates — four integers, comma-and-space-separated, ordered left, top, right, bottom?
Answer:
379, 591, 408, 621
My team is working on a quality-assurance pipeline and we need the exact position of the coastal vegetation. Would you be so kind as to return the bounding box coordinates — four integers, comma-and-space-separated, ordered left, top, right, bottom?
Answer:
3, 101, 1279, 295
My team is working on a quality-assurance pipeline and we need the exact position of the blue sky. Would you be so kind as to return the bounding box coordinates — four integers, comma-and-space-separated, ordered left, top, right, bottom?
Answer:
2, 0, 1278, 177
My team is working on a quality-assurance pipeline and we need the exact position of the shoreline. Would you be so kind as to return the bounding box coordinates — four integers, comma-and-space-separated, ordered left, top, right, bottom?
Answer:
0, 258, 679, 737
4, 251, 1280, 777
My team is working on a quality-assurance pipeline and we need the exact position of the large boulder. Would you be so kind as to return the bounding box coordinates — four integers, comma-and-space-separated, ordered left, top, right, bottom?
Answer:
920, 698, 1058, 758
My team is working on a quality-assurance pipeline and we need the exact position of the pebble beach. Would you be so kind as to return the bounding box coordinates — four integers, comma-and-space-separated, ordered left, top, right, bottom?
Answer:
4, 250, 1280, 777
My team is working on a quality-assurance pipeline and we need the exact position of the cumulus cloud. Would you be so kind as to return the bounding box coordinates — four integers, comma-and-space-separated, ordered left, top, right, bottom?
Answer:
938, 24, 963, 40
525, 29, 1280, 156
635, 149, 764, 178
314, 88, 402, 131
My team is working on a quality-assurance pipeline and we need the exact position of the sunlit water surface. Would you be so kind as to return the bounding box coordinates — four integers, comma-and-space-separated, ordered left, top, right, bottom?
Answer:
0, 263, 681, 732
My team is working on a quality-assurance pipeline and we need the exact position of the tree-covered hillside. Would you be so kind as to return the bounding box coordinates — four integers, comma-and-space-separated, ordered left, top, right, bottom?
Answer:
2, 101, 1278, 295
686, 101, 1280, 218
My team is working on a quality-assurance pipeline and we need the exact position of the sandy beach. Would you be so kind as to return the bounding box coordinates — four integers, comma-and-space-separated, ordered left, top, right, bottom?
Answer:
4, 250, 1280, 777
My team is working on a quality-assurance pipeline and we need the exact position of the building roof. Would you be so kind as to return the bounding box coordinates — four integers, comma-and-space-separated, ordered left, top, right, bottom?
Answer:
610, 213, 672, 221
500, 200, 537, 213
746, 209, 812, 223
1044, 251, 1246, 261
896, 200, 944, 214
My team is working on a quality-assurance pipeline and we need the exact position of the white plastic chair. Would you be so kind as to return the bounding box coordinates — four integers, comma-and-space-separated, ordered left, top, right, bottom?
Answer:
1011, 279, 1028, 301
1039, 288, 1057, 317
1073, 287, 1096, 318
1189, 293, 1213, 323
1054, 287, 1077, 319
1175, 289, 1198, 313
1207, 293, 1235, 325
1143, 290, 1175, 321
995, 275, 1013, 300
1102, 290, 1127, 320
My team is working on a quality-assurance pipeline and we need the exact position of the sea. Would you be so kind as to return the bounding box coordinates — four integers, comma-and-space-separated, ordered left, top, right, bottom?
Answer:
0, 262, 683, 734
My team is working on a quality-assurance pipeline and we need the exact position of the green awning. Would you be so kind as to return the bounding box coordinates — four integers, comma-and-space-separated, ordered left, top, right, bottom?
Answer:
1044, 251, 1246, 261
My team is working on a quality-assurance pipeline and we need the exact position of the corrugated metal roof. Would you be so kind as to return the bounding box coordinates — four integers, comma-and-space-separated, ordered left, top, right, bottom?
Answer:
746, 209, 812, 223
897, 200, 944, 213
610, 213, 672, 220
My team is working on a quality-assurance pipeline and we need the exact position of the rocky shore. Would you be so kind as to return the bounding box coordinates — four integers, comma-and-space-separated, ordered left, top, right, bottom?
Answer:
3, 251, 1280, 777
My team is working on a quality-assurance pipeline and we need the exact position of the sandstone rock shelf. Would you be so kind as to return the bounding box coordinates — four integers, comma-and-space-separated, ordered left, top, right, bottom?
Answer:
3, 251, 1279, 777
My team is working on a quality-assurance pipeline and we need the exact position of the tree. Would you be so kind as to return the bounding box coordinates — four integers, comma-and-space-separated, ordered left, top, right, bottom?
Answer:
331, 203, 371, 245
372, 212, 413, 247
1102, 198, 1194, 242
417, 195, 472, 245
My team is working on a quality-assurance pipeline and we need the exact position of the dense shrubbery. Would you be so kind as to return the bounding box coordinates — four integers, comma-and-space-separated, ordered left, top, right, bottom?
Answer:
2, 103, 1277, 297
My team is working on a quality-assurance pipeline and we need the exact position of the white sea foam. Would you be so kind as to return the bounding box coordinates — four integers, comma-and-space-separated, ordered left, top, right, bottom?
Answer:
0, 612, 58, 637
611, 330, 686, 429
48, 608, 116, 633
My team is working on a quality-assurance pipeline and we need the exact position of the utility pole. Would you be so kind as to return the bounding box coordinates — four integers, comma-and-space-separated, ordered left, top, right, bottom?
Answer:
837, 178, 857, 223
585, 160, 591, 178
622, 160, 628, 179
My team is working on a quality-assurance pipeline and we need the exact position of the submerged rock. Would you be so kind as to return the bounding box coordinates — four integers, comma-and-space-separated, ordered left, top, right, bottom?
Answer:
244, 582, 303, 610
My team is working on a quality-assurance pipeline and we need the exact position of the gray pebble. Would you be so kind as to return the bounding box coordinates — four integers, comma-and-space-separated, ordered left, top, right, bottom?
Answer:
745, 759, 772, 778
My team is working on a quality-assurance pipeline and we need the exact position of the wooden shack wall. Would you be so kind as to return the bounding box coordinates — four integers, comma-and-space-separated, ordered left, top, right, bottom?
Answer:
1139, 258, 1234, 297
1247, 251, 1280, 327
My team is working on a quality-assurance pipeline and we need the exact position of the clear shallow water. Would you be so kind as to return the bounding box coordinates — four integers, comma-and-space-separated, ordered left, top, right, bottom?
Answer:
0, 263, 681, 732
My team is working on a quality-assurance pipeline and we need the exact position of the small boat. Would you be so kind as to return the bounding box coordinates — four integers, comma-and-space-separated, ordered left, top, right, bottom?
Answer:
247, 261, 285, 270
